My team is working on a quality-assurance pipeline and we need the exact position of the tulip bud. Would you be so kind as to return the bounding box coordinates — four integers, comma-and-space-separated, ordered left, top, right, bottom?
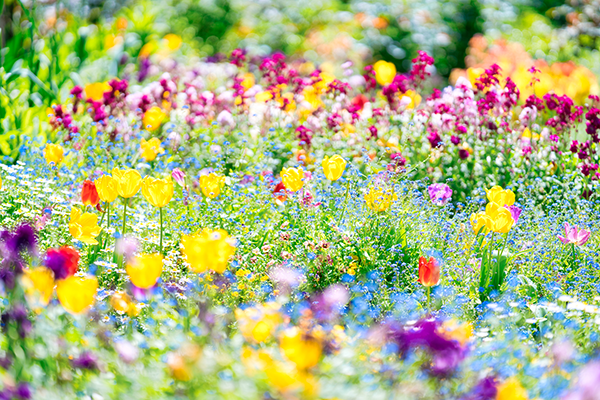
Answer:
322, 155, 347, 181
172, 168, 186, 187
44, 143, 64, 165
81, 180, 100, 206
142, 176, 174, 208
95, 175, 119, 203
112, 168, 142, 198
281, 167, 304, 192
418, 256, 440, 287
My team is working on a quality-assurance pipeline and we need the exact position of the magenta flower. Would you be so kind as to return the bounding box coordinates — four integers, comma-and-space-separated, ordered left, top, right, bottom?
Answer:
557, 223, 591, 246
506, 205, 522, 224
171, 168, 186, 187
428, 183, 452, 206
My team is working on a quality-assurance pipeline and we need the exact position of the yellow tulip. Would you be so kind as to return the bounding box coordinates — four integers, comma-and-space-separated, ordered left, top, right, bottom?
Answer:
281, 167, 304, 192
142, 176, 173, 208
143, 106, 167, 131
0, 175, 2, 190
95, 175, 119, 203
44, 143, 64, 165
69, 207, 102, 245
497, 377, 528, 400
23, 267, 55, 305
126, 253, 163, 289
364, 185, 396, 212
280, 327, 322, 370
181, 229, 236, 274
140, 137, 165, 162
199, 173, 224, 199
470, 211, 492, 234
373, 60, 396, 86
85, 82, 111, 102
485, 185, 515, 207
110, 291, 141, 317
163, 33, 182, 51
486, 203, 514, 234
322, 155, 347, 181
112, 168, 142, 198
56, 275, 98, 314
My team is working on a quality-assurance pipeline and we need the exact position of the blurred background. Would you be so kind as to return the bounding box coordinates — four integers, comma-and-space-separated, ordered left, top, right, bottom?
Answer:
1, 0, 600, 102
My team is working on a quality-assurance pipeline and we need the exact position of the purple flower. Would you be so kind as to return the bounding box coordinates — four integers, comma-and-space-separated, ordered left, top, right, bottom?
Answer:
387, 319, 466, 375
563, 361, 600, 400
311, 284, 349, 322
71, 351, 98, 370
138, 57, 151, 82
506, 205, 522, 224
464, 376, 497, 400
2, 224, 37, 261
1, 305, 32, 339
115, 340, 139, 364
557, 223, 591, 246
15, 382, 32, 400
428, 183, 452, 206
115, 236, 139, 263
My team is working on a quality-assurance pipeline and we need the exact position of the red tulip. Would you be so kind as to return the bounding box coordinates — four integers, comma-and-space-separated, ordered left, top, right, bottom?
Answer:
45, 246, 80, 280
418, 256, 440, 287
273, 182, 287, 202
81, 180, 100, 206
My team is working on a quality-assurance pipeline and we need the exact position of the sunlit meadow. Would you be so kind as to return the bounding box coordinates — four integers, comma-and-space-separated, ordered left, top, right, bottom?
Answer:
1, 1, 600, 399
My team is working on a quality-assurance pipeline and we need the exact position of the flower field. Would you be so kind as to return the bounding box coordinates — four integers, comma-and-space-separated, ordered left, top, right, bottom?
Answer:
2, 1, 600, 399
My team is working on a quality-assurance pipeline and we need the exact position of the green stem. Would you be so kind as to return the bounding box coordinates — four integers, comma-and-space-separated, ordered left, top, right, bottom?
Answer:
160, 207, 164, 254
122, 198, 128, 237
337, 179, 351, 226
104, 201, 110, 249
495, 233, 510, 290
572, 242, 576, 269
426, 286, 431, 315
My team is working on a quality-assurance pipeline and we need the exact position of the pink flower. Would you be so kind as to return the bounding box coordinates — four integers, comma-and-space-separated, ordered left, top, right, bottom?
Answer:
171, 168, 186, 187
557, 223, 591, 246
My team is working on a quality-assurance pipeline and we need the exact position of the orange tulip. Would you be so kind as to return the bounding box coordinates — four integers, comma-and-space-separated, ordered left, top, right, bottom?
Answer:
418, 256, 440, 287
81, 180, 100, 206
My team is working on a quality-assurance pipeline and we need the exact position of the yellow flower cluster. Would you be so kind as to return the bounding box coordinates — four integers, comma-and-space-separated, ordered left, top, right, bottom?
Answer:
235, 302, 282, 343
364, 185, 396, 212
181, 229, 236, 274
470, 185, 515, 234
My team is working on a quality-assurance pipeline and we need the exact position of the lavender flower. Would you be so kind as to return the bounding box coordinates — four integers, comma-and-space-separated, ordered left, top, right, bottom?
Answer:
428, 183, 453, 206
71, 351, 98, 370
506, 205, 522, 224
